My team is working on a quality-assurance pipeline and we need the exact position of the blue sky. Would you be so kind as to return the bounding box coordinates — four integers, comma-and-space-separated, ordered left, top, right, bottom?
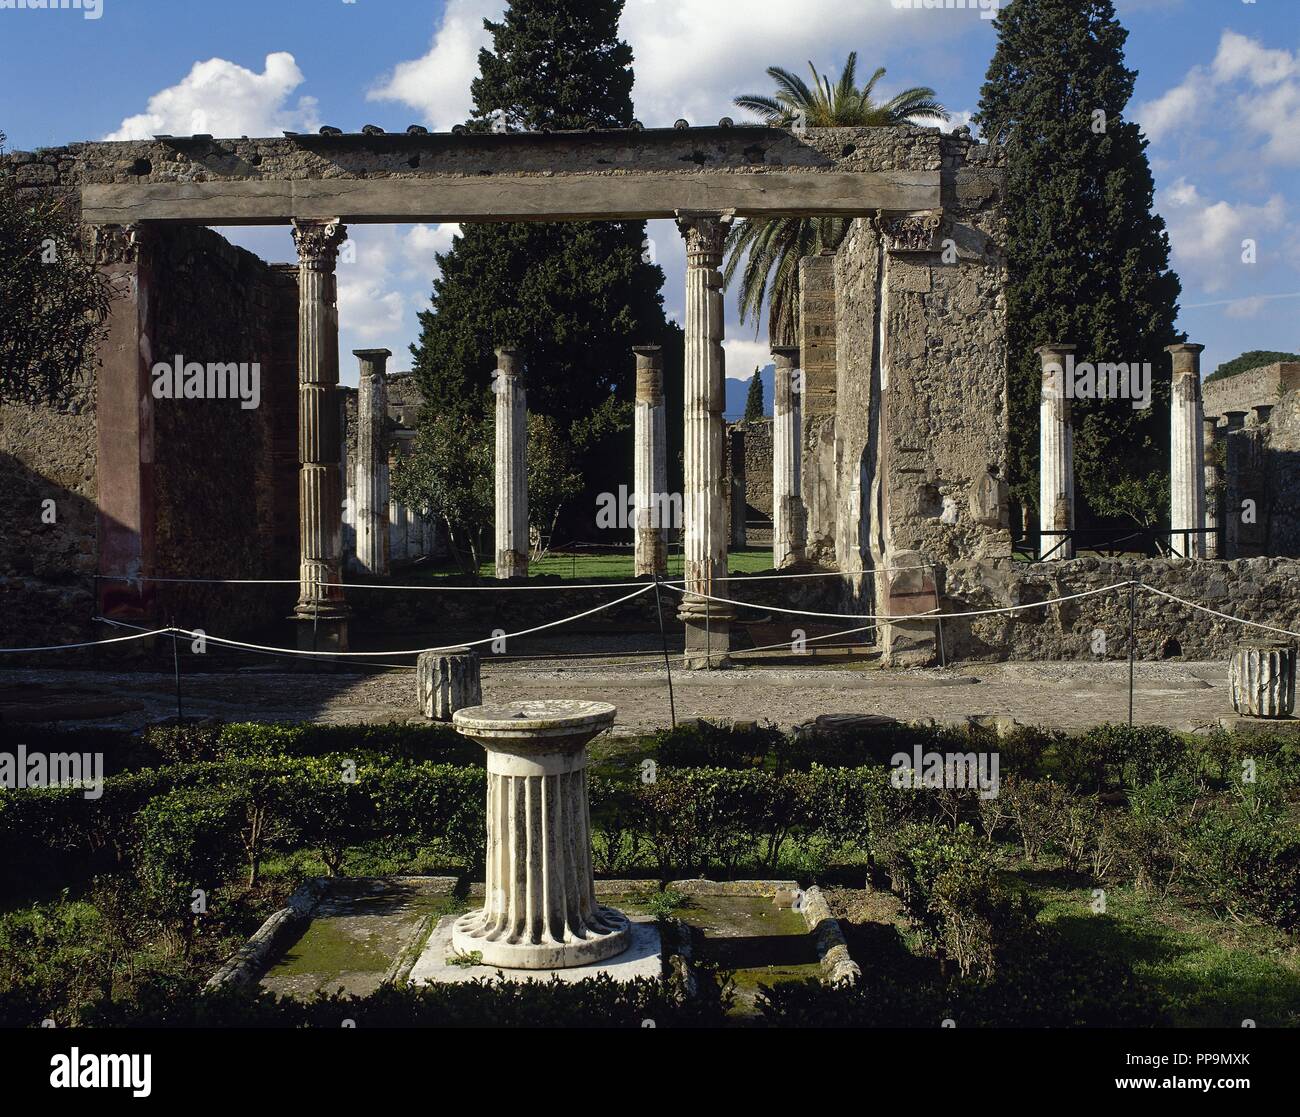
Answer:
2, 0, 1296, 385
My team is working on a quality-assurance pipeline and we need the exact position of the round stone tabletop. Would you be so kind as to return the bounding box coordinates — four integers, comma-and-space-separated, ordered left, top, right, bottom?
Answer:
452, 699, 616, 740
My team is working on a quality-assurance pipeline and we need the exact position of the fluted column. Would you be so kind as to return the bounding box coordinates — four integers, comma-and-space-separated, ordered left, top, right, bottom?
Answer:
1203, 418, 1221, 559
292, 219, 350, 650
633, 345, 667, 577
1037, 343, 1075, 560
353, 349, 391, 576
1168, 343, 1206, 559
772, 345, 806, 568
729, 427, 748, 549
675, 211, 734, 668
450, 700, 631, 969
494, 346, 529, 579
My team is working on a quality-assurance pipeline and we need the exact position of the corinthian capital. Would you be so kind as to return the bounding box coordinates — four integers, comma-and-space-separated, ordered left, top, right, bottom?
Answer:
291, 218, 348, 265
675, 210, 734, 260
89, 222, 152, 266
874, 210, 944, 254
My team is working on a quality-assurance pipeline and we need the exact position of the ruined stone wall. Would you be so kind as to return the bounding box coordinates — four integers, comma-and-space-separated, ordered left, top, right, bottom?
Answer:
1203, 362, 1300, 419
1221, 389, 1300, 559
738, 417, 773, 518
150, 226, 299, 636
938, 556, 1300, 663
832, 134, 1009, 662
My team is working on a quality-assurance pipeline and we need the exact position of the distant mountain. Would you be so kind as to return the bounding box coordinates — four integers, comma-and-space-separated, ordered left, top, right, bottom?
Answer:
724, 364, 775, 421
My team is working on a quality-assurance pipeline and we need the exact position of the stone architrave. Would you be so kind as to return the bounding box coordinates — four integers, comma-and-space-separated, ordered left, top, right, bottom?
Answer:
450, 700, 631, 968
771, 345, 806, 568
494, 347, 529, 579
675, 211, 734, 668
1168, 343, 1206, 559
417, 647, 482, 721
1036, 343, 1076, 560
353, 348, 391, 577
291, 219, 350, 652
1230, 641, 1297, 718
632, 345, 667, 577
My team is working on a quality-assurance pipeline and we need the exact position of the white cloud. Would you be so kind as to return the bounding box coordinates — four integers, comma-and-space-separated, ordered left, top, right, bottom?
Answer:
367, 0, 500, 130
722, 338, 775, 380
104, 53, 318, 140
1138, 31, 1300, 164
370, 0, 987, 130
1160, 177, 1286, 293
1224, 297, 1266, 321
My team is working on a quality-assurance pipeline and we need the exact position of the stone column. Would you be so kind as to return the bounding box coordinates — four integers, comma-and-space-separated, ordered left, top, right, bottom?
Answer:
353, 349, 391, 577
91, 224, 158, 623
1230, 641, 1296, 718
772, 345, 806, 568
1037, 343, 1076, 560
1168, 343, 1206, 559
1203, 418, 1221, 559
494, 346, 529, 579
676, 212, 734, 667
451, 700, 631, 968
729, 426, 747, 549
291, 219, 350, 651
632, 344, 667, 577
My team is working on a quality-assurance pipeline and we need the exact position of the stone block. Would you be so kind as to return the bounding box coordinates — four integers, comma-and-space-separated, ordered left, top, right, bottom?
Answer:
417, 647, 482, 720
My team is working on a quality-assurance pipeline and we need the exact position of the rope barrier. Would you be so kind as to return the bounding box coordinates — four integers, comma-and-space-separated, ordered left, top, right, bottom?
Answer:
660, 579, 1135, 622
1136, 583, 1300, 640
0, 626, 175, 654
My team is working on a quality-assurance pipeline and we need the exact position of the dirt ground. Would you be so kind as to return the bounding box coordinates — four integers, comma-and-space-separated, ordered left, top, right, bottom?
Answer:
0, 656, 1247, 734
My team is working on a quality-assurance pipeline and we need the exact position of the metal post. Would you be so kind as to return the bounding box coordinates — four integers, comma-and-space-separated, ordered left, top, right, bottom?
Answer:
1127, 582, 1136, 726
653, 575, 677, 726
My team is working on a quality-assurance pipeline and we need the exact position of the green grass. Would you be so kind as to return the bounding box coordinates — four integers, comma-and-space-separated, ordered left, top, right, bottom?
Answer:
1022, 873, 1300, 1028
413, 548, 775, 581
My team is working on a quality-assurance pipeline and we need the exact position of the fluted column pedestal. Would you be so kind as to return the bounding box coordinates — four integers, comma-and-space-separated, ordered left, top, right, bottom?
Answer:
292, 219, 350, 653
353, 348, 390, 577
676, 211, 734, 668
451, 700, 631, 969
1037, 343, 1076, 560
494, 346, 529, 580
772, 345, 806, 568
1168, 343, 1206, 559
633, 345, 667, 577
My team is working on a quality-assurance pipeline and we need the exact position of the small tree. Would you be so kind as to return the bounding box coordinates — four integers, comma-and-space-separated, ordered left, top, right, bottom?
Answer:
391, 411, 494, 575
743, 369, 765, 422
526, 411, 583, 554
0, 131, 112, 406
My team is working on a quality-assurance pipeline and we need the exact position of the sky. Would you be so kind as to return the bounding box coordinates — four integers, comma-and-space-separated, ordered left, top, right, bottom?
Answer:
1, 0, 1296, 387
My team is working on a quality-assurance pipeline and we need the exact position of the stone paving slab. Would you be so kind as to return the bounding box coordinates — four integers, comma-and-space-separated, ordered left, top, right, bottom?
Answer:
409, 915, 662, 986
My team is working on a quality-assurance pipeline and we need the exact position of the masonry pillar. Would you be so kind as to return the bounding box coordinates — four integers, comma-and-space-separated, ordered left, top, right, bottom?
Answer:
494, 346, 529, 579
1203, 418, 1221, 560
729, 426, 747, 549
1037, 344, 1076, 560
633, 344, 667, 577
772, 345, 806, 568
676, 212, 734, 668
353, 349, 390, 577
91, 224, 158, 623
291, 219, 350, 652
1168, 343, 1206, 559
799, 252, 838, 563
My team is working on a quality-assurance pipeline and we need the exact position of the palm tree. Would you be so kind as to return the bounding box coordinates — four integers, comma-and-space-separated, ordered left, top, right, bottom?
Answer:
724, 53, 948, 344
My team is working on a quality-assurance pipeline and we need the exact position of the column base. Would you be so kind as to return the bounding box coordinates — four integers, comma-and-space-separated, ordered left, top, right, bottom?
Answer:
451, 905, 632, 969
495, 550, 529, 580
292, 611, 350, 664
678, 598, 734, 670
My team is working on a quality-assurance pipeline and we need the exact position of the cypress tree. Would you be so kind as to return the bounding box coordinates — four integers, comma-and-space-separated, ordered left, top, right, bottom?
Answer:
974, 0, 1183, 532
742, 368, 765, 422
409, 0, 682, 536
